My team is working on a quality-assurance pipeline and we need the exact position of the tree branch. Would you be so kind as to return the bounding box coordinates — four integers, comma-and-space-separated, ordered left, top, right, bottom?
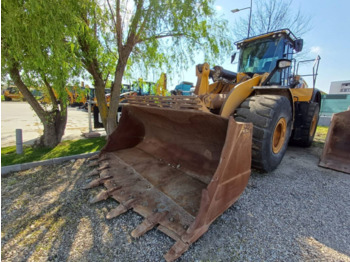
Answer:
107, 0, 118, 40
116, 0, 123, 51
135, 6, 152, 42
136, 32, 185, 44
42, 75, 58, 109
124, 0, 144, 51
9, 63, 47, 122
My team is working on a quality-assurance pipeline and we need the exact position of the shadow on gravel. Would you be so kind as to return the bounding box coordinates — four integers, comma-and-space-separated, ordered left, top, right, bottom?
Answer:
1, 146, 350, 261
1, 159, 119, 261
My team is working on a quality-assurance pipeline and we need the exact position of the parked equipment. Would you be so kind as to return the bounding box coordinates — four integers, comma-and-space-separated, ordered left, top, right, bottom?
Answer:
87, 29, 322, 261
66, 83, 87, 107
319, 109, 350, 174
93, 74, 167, 128
173, 81, 194, 96
3, 86, 23, 101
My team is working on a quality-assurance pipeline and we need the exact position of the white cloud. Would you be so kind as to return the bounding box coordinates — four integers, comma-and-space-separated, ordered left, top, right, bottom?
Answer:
215, 5, 222, 11
310, 46, 322, 55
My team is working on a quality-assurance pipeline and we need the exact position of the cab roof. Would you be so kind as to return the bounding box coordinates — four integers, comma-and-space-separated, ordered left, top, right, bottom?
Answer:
235, 29, 302, 51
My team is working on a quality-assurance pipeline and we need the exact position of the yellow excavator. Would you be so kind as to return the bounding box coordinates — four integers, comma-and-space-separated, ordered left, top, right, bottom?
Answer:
86, 29, 322, 261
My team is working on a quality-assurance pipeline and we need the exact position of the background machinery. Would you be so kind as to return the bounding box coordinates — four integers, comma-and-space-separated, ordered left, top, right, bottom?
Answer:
172, 81, 194, 96
3, 85, 24, 101
92, 73, 167, 128
87, 29, 322, 261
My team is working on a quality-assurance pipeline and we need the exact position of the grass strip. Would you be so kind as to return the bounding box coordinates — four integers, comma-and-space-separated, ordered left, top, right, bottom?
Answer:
1, 137, 106, 167
313, 126, 329, 148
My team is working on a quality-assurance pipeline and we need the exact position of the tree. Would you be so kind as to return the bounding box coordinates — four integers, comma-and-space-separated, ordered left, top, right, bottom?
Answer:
234, 0, 312, 39
1, 0, 81, 147
75, 0, 233, 135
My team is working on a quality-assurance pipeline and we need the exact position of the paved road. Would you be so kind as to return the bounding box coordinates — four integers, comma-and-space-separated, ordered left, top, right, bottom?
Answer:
1, 101, 104, 147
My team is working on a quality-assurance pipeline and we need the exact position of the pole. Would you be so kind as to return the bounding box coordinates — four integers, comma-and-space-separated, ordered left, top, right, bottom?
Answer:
16, 129, 23, 154
247, 0, 252, 38
88, 93, 92, 133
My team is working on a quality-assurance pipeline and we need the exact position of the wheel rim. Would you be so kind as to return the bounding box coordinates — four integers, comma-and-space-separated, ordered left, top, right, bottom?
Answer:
272, 118, 287, 154
309, 114, 318, 137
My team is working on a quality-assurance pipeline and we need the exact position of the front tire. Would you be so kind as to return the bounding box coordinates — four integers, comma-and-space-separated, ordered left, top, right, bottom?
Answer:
235, 95, 292, 172
290, 102, 320, 147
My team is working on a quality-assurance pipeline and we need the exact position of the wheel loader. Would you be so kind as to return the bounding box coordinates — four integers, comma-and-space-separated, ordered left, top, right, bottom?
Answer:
86, 29, 321, 261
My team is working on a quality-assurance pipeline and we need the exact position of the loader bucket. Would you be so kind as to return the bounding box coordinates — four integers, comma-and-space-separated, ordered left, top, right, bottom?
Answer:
319, 110, 350, 174
86, 104, 252, 261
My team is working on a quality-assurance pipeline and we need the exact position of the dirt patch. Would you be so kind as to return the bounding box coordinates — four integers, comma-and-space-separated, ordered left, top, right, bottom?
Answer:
1, 147, 350, 261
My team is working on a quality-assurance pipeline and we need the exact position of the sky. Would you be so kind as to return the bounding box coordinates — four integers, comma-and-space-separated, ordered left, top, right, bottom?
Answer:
169, 0, 350, 94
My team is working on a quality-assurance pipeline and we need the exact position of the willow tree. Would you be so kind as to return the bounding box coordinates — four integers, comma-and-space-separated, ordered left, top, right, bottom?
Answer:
1, 0, 81, 147
76, 0, 233, 135
234, 0, 312, 39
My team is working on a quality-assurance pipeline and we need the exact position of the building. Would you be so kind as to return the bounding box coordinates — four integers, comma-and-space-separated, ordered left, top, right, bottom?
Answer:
329, 80, 350, 94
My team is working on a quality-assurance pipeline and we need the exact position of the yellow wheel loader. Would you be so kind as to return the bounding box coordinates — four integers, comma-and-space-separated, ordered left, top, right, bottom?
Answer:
86, 29, 321, 261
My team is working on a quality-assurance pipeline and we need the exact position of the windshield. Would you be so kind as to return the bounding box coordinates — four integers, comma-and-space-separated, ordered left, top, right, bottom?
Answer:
238, 37, 284, 74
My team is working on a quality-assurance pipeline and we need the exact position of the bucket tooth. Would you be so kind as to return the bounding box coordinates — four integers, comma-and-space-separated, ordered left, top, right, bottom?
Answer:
88, 160, 99, 167
106, 205, 128, 219
83, 176, 112, 189
131, 212, 168, 238
86, 169, 99, 177
98, 157, 109, 163
98, 162, 110, 171
90, 190, 109, 203
106, 198, 136, 219
163, 240, 190, 262
90, 186, 123, 203
100, 170, 111, 178
88, 154, 99, 161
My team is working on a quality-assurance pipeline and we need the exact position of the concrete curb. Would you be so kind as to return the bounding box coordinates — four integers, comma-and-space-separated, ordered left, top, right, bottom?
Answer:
1, 151, 100, 175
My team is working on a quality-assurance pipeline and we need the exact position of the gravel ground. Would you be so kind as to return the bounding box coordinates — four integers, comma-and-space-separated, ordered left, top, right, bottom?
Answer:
1, 145, 350, 261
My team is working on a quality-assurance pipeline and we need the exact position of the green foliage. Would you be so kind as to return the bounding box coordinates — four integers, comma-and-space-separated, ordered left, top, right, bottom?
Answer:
1, 137, 106, 166
1, 0, 83, 103
125, 0, 233, 77
76, 0, 233, 85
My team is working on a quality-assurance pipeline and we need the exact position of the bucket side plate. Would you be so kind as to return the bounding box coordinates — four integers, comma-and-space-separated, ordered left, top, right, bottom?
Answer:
319, 110, 350, 174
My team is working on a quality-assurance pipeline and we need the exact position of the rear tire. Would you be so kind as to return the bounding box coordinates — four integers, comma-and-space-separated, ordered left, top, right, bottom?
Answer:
290, 102, 319, 147
235, 95, 292, 172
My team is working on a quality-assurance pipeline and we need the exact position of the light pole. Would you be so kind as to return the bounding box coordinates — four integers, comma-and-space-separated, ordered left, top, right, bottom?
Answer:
231, 0, 253, 38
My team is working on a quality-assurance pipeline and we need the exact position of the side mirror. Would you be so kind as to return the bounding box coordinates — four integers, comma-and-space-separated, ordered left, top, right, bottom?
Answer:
277, 59, 292, 69
231, 53, 237, 64
294, 39, 303, 53
261, 59, 292, 86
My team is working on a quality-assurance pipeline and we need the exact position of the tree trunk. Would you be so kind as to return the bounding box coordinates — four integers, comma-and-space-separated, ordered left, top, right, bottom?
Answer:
9, 63, 68, 148
106, 64, 123, 135
106, 51, 131, 135
94, 78, 109, 127
39, 110, 68, 147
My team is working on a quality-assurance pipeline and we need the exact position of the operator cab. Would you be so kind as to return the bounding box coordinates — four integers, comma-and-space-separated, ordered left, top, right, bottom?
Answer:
235, 29, 303, 86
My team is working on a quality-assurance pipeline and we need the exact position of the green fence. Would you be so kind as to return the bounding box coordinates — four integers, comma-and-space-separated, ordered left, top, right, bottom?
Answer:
320, 94, 350, 116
